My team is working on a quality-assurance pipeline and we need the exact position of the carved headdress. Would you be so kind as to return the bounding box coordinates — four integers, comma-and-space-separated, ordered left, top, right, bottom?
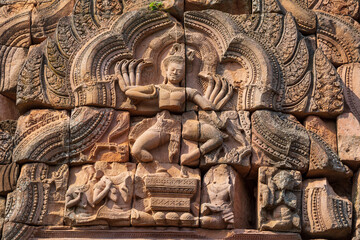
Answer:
163, 43, 185, 70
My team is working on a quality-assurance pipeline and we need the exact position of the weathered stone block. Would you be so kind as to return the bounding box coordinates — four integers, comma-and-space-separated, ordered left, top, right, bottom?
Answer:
70, 107, 130, 164
129, 111, 181, 164
200, 164, 251, 229
65, 162, 136, 226
0, 120, 17, 165
197, 111, 251, 177
304, 115, 337, 152
5, 163, 69, 226
251, 110, 310, 175
258, 167, 301, 233
337, 112, 360, 169
13, 109, 70, 164
302, 178, 352, 239
132, 162, 201, 227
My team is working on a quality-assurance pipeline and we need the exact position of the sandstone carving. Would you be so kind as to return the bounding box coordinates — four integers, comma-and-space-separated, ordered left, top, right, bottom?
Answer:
129, 111, 181, 163
306, 0, 359, 19
337, 112, 360, 169
304, 116, 337, 152
70, 107, 129, 164
185, 0, 251, 15
185, 10, 282, 111
251, 110, 310, 174
180, 111, 199, 167
302, 178, 352, 239
30, 0, 74, 43
13, 109, 70, 164
0, 45, 27, 97
191, 111, 252, 176
65, 162, 135, 226
2, 222, 34, 240
306, 131, 352, 180
338, 63, 360, 122
0, 0, 358, 239
310, 49, 344, 116
0, 3, 32, 47
201, 164, 251, 229
258, 167, 301, 232
132, 162, 201, 227
5, 163, 69, 226
0, 197, 6, 237
252, 0, 282, 13
352, 170, 360, 240
277, 0, 316, 34
0, 120, 16, 165
0, 163, 18, 195
316, 12, 360, 66
117, 43, 233, 114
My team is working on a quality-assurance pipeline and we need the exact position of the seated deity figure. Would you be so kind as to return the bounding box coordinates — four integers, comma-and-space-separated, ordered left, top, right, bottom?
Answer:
116, 43, 233, 113
201, 164, 234, 229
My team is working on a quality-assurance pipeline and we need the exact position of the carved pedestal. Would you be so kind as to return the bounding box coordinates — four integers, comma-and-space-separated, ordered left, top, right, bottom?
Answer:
132, 162, 201, 227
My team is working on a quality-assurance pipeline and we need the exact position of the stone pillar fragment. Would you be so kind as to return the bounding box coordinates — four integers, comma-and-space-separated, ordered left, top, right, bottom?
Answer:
200, 164, 251, 229
302, 178, 352, 239
257, 167, 301, 233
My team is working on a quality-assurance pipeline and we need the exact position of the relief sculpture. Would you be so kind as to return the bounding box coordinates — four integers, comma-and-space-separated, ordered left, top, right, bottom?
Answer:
65, 162, 135, 226
0, 0, 358, 239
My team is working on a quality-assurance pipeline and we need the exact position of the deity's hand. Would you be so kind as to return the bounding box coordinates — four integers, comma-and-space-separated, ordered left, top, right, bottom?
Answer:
200, 73, 234, 110
115, 59, 147, 92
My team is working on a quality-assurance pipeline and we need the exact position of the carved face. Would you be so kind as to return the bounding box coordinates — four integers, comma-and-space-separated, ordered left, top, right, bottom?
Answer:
166, 62, 185, 84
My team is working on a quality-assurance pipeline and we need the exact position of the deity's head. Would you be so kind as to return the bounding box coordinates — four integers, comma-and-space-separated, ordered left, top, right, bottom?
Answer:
163, 43, 185, 85
163, 55, 185, 85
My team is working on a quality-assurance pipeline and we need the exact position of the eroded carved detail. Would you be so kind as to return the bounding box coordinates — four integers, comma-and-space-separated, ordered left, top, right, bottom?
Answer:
251, 110, 310, 173
258, 167, 301, 232
70, 107, 129, 164
65, 162, 135, 226
5, 163, 69, 225
129, 111, 181, 163
302, 178, 352, 239
13, 109, 70, 164
132, 162, 201, 227
201, 164, 251, 229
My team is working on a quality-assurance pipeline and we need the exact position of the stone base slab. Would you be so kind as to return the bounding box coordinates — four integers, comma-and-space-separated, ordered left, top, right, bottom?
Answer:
30, 227, 301, 239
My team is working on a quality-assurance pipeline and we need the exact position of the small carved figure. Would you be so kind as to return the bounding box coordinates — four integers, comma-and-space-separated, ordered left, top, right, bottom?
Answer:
201, 164, 233, 229
258, 167, 301, 232
65, 165, 99, 224
65, 163, 135, 226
